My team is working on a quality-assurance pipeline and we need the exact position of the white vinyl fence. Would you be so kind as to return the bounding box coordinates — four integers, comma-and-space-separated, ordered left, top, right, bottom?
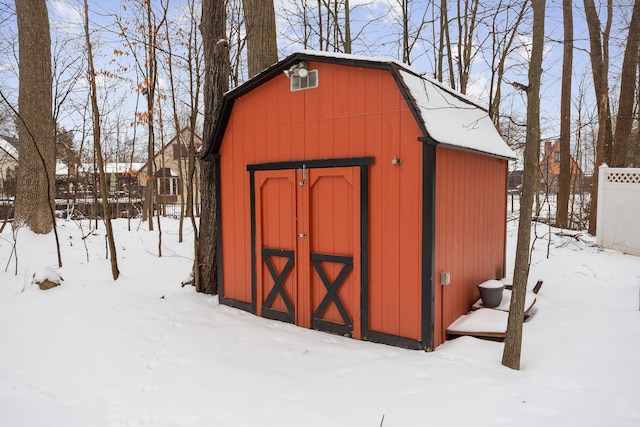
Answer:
596, 164, 640, 256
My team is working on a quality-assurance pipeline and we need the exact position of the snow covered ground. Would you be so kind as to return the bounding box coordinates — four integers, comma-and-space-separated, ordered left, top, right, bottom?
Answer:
1, 216, 639, 426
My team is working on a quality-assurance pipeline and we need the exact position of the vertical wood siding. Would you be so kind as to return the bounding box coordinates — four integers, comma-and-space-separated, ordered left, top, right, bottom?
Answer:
254, 171, 298, 317
218, 61, 424, 342
433, 147, 508, 346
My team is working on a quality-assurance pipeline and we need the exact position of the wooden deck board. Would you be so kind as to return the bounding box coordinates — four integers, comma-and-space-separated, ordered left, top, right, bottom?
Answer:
447, 292, 538, 341
446, 329, 506, 339
471, 290, 537, 315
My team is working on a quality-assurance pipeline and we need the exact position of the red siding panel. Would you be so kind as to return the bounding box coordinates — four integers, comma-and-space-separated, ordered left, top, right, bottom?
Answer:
433, 147, 508, 347
255, 171, 298, 316
221, 61, 510, 349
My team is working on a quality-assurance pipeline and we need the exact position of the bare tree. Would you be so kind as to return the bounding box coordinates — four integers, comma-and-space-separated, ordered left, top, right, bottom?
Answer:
227, 0, 247, 86
584, 0, 613, 235
343, 0, 352, 53
611, 0, 640, 167
243, 0, 278, 77
436, 0, 456, 88
164, 8, 187, 242
116, 1, 168, 231
277, 0, 377, 55
14, 0, 56, 235
556, 0, 573, 228
487, 0, 529, 129
397, 0, 430, 65
83, 0, 119, 280
455, 0, 480, 94
183, 0, 202, 221
198, 0, 231, 294
503, 0, 545, 371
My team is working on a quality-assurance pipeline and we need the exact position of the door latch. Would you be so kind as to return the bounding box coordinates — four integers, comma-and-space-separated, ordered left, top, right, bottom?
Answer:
297, 233, 307, 238
298, 164, 307, 186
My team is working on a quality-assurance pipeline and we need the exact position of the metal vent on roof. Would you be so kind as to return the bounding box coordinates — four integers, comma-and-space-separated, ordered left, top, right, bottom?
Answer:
290, 70, 318, 91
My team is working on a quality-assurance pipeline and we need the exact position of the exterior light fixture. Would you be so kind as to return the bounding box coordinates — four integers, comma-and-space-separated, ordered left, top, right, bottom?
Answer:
284, 61, 308, 78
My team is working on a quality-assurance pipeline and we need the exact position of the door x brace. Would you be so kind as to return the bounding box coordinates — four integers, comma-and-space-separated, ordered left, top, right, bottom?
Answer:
311, 253, 354, 336
261, 248, 295, 323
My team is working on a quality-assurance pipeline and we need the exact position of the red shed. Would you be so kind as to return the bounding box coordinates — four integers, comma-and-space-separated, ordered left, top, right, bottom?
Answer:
203, 51, 515, 350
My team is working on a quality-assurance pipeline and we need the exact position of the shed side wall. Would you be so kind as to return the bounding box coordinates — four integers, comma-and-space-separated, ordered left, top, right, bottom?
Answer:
433, 147, 508, 346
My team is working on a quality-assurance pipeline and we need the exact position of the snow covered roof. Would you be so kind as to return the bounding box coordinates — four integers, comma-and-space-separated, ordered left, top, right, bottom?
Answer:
56, 161, 69, 175
0, 136, 18, 160
76, 162, 145, 175
398, 70, 516, 159
104, 163, 145, 174
206, 51, 515, 160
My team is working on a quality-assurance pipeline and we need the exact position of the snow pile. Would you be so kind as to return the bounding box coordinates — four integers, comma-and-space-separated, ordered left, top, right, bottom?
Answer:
447, 308, 508, 334
1, 218, 640, 426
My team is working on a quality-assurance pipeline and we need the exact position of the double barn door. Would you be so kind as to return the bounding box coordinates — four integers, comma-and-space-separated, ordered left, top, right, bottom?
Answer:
254, 166, 361, 338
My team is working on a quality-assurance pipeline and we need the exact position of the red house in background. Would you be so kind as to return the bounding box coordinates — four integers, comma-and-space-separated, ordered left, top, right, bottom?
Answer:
540, 138, 583, 193
203, 51, 515, 350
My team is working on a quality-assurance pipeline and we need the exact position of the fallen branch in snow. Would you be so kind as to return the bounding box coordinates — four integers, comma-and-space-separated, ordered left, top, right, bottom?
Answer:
554, 231, 583, 241
533, 279, 543, 294
181, 273, 195, 287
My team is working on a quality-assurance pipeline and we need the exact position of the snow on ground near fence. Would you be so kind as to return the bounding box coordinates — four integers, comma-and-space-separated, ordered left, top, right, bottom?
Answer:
1, 217, 640, 427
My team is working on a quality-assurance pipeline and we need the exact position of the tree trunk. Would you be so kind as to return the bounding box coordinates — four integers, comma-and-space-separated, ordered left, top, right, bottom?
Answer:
242, 0, 278, 78
488, 1, 527, 128
502, 0, 545, 371
456, 0, 480, 94
611, 0, 640, 167
15, 0, 55, 235
556, 0, 573, 228
84, 0, 119, 280
437, 0, 446, 82
163, 14, 185, 242
186, 1, 201, 223
198, 0, 231, 294
443, 1, 455, 90
584, 0, 613, 235
402, 0, 410, 63
343, 0, 352, 54
145, 1, 158, 231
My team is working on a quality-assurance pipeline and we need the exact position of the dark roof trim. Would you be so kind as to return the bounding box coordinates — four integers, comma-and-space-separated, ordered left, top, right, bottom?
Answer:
388, 64, 430, 139
430, 139, 514, 161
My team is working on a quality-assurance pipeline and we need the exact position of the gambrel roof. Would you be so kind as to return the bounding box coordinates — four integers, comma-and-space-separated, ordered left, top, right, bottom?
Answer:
204, 51, 515, 161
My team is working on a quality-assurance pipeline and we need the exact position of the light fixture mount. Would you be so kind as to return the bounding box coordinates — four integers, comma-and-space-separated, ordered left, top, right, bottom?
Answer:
285, 61, 308, 78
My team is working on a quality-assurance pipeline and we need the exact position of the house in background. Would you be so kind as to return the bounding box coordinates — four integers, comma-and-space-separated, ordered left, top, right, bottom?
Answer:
540, 139, 583, 193
203, 51, 515, 351
138, 127, 202, 211
0, 135, 18, 200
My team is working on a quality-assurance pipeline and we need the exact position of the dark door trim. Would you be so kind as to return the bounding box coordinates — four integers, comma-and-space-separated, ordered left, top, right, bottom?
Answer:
247, 157, 374, 172
241, 157, 372, 339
